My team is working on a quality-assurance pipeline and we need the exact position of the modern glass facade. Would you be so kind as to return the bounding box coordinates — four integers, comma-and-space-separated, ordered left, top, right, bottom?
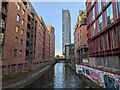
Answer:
62, 9, 71, 55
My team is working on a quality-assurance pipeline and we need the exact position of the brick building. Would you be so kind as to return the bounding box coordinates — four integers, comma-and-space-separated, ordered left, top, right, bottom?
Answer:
65, 44, 74, 63
86, 0, 120, 70
1, 1, 55, 76
74, 10, 88, 64
46, 24, 55, 61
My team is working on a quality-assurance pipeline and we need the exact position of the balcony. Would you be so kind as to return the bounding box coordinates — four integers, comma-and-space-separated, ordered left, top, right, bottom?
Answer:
0, 19, 6, 30
2, 8, 7, 16
0, 41, 4, 46
25, 55, 30, 60
27, 20, 31, 26
29, 47, 33, 52
2, 2, 8, 16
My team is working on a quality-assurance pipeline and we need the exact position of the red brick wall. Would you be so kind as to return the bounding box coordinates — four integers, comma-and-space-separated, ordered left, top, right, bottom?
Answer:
2, 2, 28, 66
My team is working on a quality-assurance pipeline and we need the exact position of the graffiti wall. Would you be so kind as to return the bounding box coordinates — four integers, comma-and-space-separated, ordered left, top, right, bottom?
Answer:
76, 64, 120, 90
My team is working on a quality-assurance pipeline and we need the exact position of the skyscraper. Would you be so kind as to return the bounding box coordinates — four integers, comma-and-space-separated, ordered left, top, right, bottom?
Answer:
62, 9, 71, 55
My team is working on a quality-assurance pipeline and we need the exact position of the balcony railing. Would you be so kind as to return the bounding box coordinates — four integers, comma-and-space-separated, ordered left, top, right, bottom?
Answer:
2, 7, 7, 16
0, 19, 6, 29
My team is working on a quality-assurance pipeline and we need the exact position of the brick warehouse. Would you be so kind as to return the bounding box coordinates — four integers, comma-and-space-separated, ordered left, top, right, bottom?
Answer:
86, 0, 120, 70
0, 1, 55, 76
74, 10, 88, 64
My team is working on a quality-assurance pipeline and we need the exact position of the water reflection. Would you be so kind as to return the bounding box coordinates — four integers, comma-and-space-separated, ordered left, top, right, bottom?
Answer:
31, 63, 86, 88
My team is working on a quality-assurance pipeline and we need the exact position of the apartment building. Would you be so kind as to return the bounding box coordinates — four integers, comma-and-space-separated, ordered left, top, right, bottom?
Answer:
46, 24, 55, 61
1, 1, 55, 76
74, 10, 88, 64
86, 0, 120, 69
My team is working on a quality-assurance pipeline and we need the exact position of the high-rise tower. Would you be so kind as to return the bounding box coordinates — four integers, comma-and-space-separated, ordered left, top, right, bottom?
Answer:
62, 9, 71, 55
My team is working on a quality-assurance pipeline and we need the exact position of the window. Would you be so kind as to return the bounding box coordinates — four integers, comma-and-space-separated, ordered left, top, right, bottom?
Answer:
118, 0, 120, 17
92, 7, 95, 20
112, 27, 118, 48
98, 38, 100, 51
21, 29, 24, 35
106, 0, 110, 4
102, 36, 105, 51
19, 50, 22, 57
98, 15, 103, 32
13, 49, 17, 57
22, 19, 24, 26
118, 25, 120, 42
91, 0, 94, 6
16, 25, 19, 32
0, 33, 4, 44
16, 14, 20, 21
106, 4, 114, 25
106, 33, 109, 50
17, 4, 21, 11
108, 30, 111, 49
15, 37, 18, 44
20, 39, 23, 45
22, 9, 25, 15
92, 22, 96, 36
97, 0, 102, 13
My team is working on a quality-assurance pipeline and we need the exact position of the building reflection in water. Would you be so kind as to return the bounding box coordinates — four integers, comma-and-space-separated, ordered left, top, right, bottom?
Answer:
30, 63, 86, 88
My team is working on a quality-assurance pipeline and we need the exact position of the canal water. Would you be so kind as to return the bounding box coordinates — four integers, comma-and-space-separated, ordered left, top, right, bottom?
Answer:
30, 63, 92, 88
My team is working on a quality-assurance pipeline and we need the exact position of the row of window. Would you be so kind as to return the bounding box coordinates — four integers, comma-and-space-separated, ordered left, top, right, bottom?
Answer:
13, 49, 22, 57
17, 3, 25, 15
89, 25, 120, 53
91, 1, 120, 22
16, 14, 24, 26
15, 37, 23, 45
91, 2, 120, 37
16, 25, 24, 35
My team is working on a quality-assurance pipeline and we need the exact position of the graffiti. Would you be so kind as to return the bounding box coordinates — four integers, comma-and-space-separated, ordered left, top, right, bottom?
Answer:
76, 64, 120, 90
76, 65, 83, 74
86, 69, 90, 76
104, 74, 120, 90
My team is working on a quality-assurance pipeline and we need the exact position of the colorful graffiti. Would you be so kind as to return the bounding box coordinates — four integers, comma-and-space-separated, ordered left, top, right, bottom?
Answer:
76, 64, 120, 90
103, 74, 120, 90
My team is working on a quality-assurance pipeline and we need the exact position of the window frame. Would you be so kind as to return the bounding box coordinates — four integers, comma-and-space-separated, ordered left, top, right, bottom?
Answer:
16, 25, 19, 32
20, 39, 23, 45
13, 49, 17, 57
98, 14, 103, 32
22, 19, 24, 26
15, 37, 18, 44
19, 50, 22, 57
106, 4, 114, 25
17, 3, 21, 11
22, 9, 25, 15
97, 0, 102, 14
16, 14, 20, 21
21, 29, 24, 35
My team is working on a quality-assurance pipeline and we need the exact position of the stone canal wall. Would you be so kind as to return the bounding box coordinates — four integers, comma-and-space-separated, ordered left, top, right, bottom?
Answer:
2, 60, 56, 88
76, 64, 120, 90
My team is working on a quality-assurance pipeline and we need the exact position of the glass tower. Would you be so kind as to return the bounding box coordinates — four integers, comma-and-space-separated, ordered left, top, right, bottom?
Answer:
62, 9, 71, 55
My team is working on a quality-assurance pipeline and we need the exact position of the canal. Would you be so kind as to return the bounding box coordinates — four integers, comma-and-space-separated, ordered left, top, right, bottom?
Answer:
29, 63, 99, 88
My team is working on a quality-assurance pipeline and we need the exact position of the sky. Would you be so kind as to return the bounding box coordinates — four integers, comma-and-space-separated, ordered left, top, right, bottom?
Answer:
30, 2, 86, 56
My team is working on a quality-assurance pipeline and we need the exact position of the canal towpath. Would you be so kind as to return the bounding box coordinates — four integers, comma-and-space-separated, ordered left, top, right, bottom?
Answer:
2, 63, 52, 89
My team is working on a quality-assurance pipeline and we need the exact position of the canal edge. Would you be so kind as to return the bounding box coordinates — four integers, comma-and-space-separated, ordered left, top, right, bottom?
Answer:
66, 63, 103, 89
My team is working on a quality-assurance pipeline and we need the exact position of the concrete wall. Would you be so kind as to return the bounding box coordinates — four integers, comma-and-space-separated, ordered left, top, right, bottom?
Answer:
89, 56, 120, 70
76, 64, 120, 89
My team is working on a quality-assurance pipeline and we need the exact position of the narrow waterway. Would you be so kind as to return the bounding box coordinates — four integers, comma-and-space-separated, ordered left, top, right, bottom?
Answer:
30, 63, 92, 88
